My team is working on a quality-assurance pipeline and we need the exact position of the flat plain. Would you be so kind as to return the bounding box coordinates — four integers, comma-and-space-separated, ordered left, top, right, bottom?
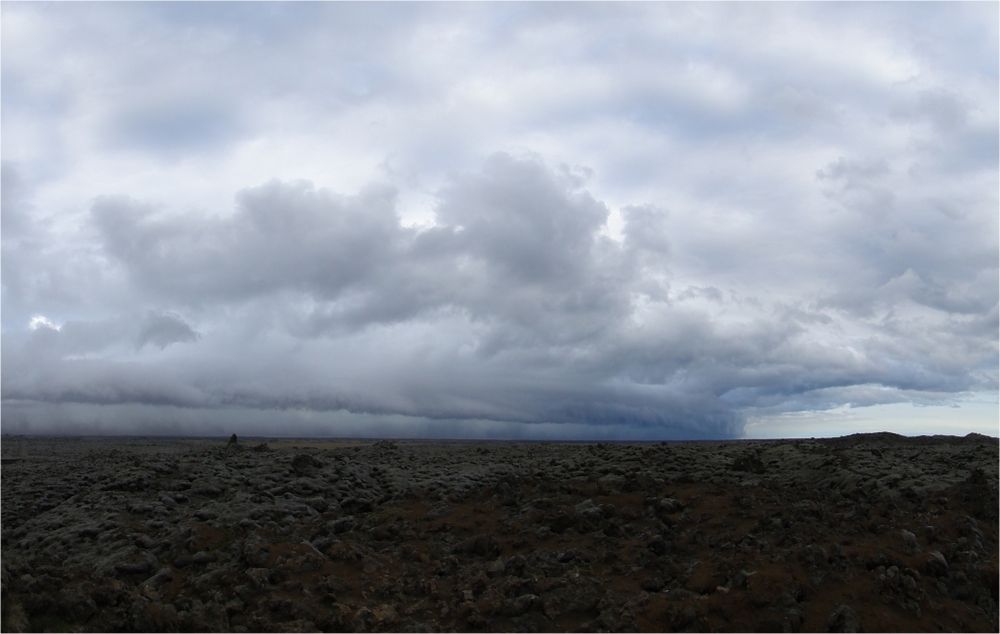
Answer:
1, 432, 997, 632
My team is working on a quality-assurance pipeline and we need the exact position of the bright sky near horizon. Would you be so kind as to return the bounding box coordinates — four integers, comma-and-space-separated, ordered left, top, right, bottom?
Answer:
2, 1, 997, 439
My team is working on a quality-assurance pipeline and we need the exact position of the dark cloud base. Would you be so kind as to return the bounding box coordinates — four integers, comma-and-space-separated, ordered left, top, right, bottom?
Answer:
0, 402, 732, 442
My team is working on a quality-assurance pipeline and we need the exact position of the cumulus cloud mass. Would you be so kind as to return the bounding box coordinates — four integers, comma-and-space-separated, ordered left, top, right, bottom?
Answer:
2, 2, 997, 438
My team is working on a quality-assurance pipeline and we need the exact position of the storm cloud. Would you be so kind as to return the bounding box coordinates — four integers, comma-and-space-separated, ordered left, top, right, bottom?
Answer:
1, 2, 997, 438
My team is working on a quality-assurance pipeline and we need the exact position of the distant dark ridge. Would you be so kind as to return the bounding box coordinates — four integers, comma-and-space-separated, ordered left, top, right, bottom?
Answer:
961, 432, 998, 443
836, 431, 906, 442
822, 431, 998, 446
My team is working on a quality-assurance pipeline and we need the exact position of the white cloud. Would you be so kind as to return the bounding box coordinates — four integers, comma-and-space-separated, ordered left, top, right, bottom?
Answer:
28, 315, 60, 332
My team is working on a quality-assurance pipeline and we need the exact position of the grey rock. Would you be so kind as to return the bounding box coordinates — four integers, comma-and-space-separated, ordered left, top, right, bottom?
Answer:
191, 483, 223, 497
900, 529, 918, 554
656, 497, 684, 514
303, 496, 329, 512
134, 534, 156, 549
77, 524, 101, 539
340, 497, 374, 513
115, 560, 154, 576
597, 474, 625, 489
191, 551, 216, 565
574, 498, 602, 519
923, 550, 949, 577
331, 516, 356, 534
245, 567, 271, 588
641, 576, 665, 592
647, 535, 668, 555
193, 509, 216, 521
142, 567, 173, 589
827, 604, 861, 632
486, 558, 506, 577
801, 543, 829, 567
455, 534, 500, 557
731, 451, 766, 473
504, 593, 540, 616
291, 454, 322, 475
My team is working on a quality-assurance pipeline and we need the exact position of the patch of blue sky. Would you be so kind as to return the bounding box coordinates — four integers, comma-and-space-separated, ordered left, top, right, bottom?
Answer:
107, 100, 244, 157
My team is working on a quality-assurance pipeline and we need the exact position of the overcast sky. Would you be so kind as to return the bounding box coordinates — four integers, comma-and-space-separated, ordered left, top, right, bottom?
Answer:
2, 2, 997, 439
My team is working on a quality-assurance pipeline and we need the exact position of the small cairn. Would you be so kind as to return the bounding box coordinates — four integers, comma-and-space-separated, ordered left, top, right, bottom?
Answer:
225, 433, 241, 452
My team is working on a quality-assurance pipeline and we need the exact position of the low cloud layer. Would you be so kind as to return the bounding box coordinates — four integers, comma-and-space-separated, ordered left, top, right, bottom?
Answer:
2, 2, 997, 437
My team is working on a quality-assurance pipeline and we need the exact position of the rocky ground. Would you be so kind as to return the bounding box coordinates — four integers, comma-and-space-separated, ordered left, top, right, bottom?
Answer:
1, 432, 997, 632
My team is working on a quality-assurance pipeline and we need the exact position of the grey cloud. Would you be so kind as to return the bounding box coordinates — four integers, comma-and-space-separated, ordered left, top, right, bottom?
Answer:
5, 152, 997, 437
1, 162, 33, 297
622, 205, 671, 255
2, 2, 996, 438
92, 182, 403, 302
434, 153, 610, 285
1, 164, 126, 332
136, 311, 199, 349
0, 311, 200, 376
817, 157, 890, 182
675, 286, 723, 303
2, 359, 209, 409
94, 154, 632, 347
890, 90, 1000, 175
1, 161, 30, 237
6, 152, 984, 437
900, 90, 970, 133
